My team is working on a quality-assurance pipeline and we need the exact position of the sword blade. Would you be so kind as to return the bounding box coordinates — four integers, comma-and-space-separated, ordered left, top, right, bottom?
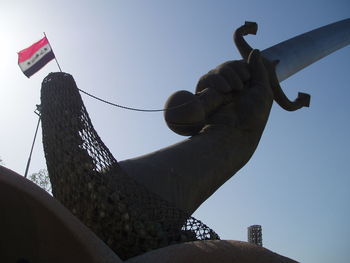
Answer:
261, 18, 350, 82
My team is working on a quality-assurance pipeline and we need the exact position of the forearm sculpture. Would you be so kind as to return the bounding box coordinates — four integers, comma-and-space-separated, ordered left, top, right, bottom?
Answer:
40, 20, 350, 260
121, 22, 310, 215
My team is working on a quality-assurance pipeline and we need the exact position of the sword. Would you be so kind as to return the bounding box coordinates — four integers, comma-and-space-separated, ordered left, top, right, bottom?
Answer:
262, 18, 350, 82
164, 19, 350, 136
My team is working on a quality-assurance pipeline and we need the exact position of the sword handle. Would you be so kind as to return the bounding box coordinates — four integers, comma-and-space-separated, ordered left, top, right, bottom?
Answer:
235, 21, 311, 112
164, 88, 226, 136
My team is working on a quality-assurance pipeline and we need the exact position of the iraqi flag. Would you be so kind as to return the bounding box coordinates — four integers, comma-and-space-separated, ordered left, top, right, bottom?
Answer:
18, 36, 55, 78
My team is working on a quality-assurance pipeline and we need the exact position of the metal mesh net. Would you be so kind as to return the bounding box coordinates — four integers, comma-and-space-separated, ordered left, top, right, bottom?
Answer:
40, 72, 219, 259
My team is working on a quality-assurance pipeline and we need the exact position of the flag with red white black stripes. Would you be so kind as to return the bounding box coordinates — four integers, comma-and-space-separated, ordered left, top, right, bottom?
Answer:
18, 36, 55, 78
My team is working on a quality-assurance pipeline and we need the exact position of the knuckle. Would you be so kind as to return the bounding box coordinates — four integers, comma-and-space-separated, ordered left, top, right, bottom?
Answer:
216, 64, 231, 76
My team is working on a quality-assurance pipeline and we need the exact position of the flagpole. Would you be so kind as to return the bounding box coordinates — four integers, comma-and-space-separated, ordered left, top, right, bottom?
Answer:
43, 32, 62, 72
24, 106, 41, 178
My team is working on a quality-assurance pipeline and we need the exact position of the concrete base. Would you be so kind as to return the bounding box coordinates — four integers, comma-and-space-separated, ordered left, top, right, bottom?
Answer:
126, 240, 298, 263
0, 165, 122, 263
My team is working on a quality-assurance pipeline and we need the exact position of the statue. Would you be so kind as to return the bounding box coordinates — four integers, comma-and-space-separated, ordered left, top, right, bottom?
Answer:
1, 19, 349, 262
38, 19, 350, 260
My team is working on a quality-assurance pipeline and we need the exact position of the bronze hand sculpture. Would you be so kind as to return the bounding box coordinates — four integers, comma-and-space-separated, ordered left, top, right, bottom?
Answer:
164, 22, 310, 137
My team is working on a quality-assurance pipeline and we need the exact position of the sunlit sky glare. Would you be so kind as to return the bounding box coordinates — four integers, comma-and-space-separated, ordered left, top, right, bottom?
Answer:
1, 1, 349, 262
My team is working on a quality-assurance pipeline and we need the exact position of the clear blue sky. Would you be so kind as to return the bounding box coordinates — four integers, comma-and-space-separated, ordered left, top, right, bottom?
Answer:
1, 1, 349, 262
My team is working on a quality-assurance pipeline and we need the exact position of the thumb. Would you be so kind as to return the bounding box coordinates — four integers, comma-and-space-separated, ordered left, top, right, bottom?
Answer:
247, 49, 269, 86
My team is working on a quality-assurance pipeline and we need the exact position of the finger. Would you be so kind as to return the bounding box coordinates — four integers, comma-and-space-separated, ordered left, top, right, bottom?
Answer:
247, 49, 269, 86
222, 60, 251, 83
206, 101, 238, 126
195, 72, 231, 94
215, 64, 244, 92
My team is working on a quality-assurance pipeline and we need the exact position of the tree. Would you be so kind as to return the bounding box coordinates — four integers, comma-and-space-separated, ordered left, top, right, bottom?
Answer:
28, 169, 52, 195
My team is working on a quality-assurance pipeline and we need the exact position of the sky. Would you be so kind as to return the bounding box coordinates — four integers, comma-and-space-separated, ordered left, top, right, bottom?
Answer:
0, 0, 349, 262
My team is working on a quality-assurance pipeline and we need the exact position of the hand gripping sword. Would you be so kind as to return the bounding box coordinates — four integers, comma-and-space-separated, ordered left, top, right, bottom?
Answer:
120, 19, 350, 214
164, 19, 350, 136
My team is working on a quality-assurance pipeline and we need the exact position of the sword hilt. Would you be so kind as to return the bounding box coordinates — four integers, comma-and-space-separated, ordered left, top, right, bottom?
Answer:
297, 92, 311, 108
235, 21, 311, 112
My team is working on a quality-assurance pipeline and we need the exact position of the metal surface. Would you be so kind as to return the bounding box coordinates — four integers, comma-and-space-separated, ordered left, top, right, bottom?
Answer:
262, 18, 350, 82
